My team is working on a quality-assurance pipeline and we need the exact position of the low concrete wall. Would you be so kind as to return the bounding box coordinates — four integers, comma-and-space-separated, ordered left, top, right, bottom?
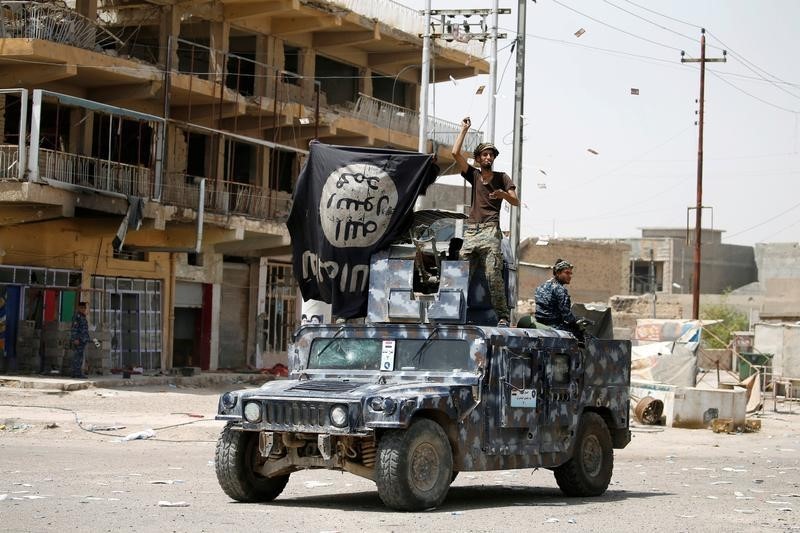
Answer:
632, 381, 746, 429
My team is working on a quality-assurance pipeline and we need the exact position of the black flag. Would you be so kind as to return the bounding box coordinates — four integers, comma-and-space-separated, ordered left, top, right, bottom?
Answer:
287, 143, 435, 319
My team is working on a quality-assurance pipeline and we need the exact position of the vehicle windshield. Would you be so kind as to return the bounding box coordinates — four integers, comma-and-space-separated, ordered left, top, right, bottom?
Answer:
308, 338, 473, 371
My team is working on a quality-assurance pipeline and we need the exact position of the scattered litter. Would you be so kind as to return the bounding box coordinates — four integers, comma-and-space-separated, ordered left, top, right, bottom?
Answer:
84, 497, 104, 501
120, 429, 156, 441
753, 479, 765, 484
89, 425, 126, 432
25, 495, 45, 500
706, 496, 718, 499
170, 413, 204, 418
44, 422, 58, 429
149, 480, 184, 485
167, 467, 183, 471
451, 511, 464, 516
13, 483, 32, 487
749, 488, 765, 493
767, 501, 791, 505
692, 467, 714, 471
711, 481, 732, 485
158, 500, 189, 507
734, 509, 755, 514
544, 518, 560, 523
567, 518, 577, 524
777, 508, 793, 512
0, 494, 7, 501
11, 423, 33, 431
11, 490, 30, 494
722, 467, 747, 473
303, 481, 333, 489
736, 496, 754, 500
678, 515, 696, 519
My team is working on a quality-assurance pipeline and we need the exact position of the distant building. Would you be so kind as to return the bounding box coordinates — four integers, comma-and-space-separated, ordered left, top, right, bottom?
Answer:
518, 238, 631, 304
622, 228, 756, 296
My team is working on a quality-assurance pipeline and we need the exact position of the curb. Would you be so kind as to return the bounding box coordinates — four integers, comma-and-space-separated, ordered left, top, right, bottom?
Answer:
0, 373, 273, 392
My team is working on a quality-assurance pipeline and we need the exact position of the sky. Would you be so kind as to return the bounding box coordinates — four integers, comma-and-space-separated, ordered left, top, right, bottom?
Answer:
398, 0, 800, 246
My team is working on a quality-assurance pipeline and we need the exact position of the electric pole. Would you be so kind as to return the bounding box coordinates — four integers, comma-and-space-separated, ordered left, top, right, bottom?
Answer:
681, 29, 726, 320
419, 0, 432, 153
487, 0, 499, 144
510, 0, 527, 316
428, 8, 509, 148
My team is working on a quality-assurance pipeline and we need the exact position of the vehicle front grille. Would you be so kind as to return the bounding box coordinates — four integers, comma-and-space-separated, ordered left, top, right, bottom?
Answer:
263, 401, 330, 428
286, 380, 362, 393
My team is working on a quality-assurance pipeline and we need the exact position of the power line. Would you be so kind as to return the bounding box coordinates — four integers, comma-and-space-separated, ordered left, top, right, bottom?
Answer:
706, 29, 800, 102
600, 0, 707, 47
619, 0, 703, 30
708, 69, 799, 114
724, 199, 800, 240
550, 0, 684, 52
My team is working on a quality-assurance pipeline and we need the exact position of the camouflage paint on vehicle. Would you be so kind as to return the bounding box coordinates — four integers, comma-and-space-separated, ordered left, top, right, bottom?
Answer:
217, 323, 630, 474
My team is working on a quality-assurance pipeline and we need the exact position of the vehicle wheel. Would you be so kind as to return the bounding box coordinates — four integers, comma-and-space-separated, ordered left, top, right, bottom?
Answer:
215, 423, 289, 502
376, 418, 453, 511
554, 412, 613, 497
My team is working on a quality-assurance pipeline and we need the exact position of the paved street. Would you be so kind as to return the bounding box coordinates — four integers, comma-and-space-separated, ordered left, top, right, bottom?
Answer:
1, 382, 798, 532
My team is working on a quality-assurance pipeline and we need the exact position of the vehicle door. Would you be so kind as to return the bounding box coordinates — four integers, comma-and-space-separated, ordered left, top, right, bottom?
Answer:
483, 335, 542, 455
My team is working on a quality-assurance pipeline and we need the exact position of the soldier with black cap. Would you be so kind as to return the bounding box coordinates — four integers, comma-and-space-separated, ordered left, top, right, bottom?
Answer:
534, 259, 582, 339
452, 117, 519, 327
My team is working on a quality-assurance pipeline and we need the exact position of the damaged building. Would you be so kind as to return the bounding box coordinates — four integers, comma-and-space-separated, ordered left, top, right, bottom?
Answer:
0, 0, 488, 374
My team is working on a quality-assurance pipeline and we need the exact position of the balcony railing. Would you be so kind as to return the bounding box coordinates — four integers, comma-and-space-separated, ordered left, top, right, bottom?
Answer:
161, 174, 292, 221
0, 144, 19, 180
0, 1, 123, 51
352, 93, 483, 152
39, 148, 153, 197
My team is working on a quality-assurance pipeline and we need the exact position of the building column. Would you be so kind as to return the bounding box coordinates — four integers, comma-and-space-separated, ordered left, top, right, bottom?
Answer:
209, 281, 222, 370
75, 0, 97, 19
158, 6, 181, 69
254, 258, 269, 368
361, 67, 373, 97
254, 34, 271, 98
245, 261, 260, 368
209, 21, 231, 86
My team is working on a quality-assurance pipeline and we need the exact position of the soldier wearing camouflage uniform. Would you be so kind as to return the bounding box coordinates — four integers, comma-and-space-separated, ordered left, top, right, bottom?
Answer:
452, 117, 519, 326
534, 259, 582, 339
69, 301, 90, 379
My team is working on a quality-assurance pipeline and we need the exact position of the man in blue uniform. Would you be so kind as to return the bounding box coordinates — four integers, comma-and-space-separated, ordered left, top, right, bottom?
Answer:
535, 259, 582, 339
69, 301, 91, 379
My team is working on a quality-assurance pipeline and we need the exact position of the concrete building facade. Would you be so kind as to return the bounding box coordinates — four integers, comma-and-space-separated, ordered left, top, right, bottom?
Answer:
0, 0, 488, 374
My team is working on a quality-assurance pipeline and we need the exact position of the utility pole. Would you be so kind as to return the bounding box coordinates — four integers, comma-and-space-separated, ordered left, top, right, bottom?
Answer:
681, 29, 726, 320
649, 249, 656, 318
487, 0, 499, 144
428, 8, 509, 147
510, 0, 527, 315
419, 0, 432, 153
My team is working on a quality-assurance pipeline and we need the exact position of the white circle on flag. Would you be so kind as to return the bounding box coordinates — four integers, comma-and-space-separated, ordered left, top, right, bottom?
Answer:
319, 163, 398, 247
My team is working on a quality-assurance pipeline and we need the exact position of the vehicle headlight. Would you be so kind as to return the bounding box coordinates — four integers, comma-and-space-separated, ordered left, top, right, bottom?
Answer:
243, 401, 262, 422
330, 404, 348, 427
221, 392, 238, 410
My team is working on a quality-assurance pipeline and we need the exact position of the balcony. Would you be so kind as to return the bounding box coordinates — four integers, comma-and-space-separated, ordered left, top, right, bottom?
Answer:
161, 174, 291, 221
351, 93, 483, 153
0, 1, 122, 51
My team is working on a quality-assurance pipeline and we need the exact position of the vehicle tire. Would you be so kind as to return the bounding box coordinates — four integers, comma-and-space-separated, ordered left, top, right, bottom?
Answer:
215, 423, 289, 502
376, 418, 453, 511
554, 412, 613, 497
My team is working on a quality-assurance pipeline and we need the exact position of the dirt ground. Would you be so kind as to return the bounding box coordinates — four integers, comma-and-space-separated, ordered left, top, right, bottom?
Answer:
1, 381, 799, 532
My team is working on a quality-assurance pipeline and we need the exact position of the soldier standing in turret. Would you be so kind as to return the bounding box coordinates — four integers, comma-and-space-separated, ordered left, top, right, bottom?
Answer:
452, 117, 520, 327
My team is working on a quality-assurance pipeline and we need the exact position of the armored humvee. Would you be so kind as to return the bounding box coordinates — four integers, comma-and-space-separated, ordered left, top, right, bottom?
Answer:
214, 219, 631, 511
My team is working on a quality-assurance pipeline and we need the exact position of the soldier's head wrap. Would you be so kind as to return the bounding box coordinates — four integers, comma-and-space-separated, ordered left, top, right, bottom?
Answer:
552, 258, 574, 275
473, 142, 499, 159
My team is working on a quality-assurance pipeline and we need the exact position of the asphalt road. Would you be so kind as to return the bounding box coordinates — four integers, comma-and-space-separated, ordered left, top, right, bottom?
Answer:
1, 384, 798, 532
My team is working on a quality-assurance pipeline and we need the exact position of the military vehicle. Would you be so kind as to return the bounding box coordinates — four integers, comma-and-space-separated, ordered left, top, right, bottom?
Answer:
214, 215, 631, 511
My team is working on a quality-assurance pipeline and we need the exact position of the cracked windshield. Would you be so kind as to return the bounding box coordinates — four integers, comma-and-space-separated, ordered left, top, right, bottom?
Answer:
308, 338, 472, 372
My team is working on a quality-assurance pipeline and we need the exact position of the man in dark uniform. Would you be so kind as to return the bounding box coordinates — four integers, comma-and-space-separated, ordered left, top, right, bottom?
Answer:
535, 259, 582, 339
452, 117, 519, 327
69, 301, 91, 379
